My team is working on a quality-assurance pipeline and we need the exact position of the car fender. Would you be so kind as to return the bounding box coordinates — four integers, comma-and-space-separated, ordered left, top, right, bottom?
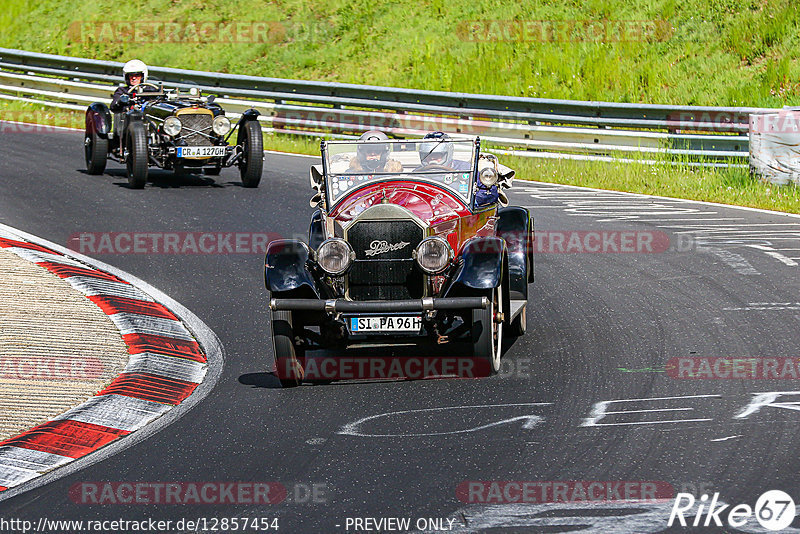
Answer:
497, 206, 533, 298
444, 236, 507, 297
86, 102, 112, 137
264, 239, 318, 298
240, 108, 260, 122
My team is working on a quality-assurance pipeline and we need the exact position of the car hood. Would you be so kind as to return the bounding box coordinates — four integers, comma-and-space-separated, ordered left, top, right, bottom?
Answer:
329, 182, 470, 226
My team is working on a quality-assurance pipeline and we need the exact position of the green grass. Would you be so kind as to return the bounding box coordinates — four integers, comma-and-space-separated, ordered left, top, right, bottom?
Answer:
4, 98, 797, 214
1, 0, 800, 107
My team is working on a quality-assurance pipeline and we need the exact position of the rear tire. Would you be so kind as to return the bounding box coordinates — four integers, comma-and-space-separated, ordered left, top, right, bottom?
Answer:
84, 130, 108, 175
126, 121, 148, 189
238, 120, 263, 188
472, 285, 503, 376
272, 310, 305, 387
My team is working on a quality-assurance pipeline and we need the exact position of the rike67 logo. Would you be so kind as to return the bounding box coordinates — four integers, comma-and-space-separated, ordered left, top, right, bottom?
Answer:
669, 490, 796, 531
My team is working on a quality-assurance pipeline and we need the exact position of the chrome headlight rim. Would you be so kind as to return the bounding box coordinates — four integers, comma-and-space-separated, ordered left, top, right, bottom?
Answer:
413, 236, 453, 275
316, 238, 355, 276
163, 116, 182, 137
479, 166, 498, 187
212, 115, 232, 136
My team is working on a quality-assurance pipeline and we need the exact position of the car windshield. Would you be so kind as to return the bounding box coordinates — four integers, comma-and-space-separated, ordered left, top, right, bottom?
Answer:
323, 139, 477, 206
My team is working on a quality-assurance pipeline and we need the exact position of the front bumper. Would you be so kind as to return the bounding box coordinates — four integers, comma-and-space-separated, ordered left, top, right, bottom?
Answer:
269, 297, 488, 313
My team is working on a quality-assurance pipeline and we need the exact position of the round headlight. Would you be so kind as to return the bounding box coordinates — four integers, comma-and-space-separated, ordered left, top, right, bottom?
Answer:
316, 238, 354, 275
479, 167, 498, 187
414, 236, 453, 274
163, 117, 182, 137
213, 115, 231, 136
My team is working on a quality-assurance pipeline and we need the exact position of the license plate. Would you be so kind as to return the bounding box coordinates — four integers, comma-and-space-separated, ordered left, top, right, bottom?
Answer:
349, 316, 422, 333
177, 146, 226, 158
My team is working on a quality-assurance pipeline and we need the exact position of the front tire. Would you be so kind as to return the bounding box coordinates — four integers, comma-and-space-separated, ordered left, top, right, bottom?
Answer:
472, 285, 504, 375
272, 310, 305, 387
126, 121, 148, 189
84, 130, 108, 175
508, 304, 527, 337
238, 120, 263, 188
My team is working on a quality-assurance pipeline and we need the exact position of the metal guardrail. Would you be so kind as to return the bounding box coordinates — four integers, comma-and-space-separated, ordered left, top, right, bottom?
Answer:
0, 47, 769, 164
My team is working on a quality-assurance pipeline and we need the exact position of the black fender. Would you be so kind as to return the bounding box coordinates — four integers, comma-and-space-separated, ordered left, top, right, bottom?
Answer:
236, 109, 260, 135
308, 210, 325, 250
444, 236, 507, 298
240, 108, 260, 121
85, 102, 112, 137
497, 206, 533, 299
235, 109, 261, 145
264, 239, 318, 298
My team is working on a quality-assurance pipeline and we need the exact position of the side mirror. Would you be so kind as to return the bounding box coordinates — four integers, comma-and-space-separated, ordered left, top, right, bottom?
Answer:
207, 94, 216, 103
497, 190, 509, 207
310, 165, 324, 190
497, 163, 515, 189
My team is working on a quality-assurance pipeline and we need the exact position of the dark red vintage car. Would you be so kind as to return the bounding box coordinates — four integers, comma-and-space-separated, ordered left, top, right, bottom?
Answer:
265, 135, 534, 386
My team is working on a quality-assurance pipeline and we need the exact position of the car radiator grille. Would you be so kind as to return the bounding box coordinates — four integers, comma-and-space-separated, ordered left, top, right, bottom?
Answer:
346, 220, 424, 301
179, 113, 213, 146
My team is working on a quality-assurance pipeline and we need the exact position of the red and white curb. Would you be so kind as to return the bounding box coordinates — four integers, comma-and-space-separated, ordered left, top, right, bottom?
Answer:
0, 224, 222, 498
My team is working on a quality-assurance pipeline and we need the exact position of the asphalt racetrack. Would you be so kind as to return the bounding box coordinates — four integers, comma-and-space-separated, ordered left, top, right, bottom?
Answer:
2, 126, 800, 533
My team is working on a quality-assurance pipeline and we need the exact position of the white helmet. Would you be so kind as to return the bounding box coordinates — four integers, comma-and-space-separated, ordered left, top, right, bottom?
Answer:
122, 59, 148, 85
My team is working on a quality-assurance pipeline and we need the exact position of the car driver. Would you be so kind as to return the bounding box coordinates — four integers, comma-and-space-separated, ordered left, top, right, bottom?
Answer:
348, 130, 403, 173
110, 59, 159, 112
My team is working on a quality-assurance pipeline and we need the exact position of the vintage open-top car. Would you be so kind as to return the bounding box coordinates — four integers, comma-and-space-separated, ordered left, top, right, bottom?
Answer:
265, 134, 534, 386
84, 83, 264, 188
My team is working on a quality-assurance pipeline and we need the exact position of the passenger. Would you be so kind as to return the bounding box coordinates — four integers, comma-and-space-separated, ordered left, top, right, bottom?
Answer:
419, 132, 499, 205
417, 131, 470, 171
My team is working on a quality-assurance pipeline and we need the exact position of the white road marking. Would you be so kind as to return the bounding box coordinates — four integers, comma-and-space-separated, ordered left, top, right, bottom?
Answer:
747, 245, 799, 266
705, 248, 760, 275
338, 404, 551, 437
582, 395, 720, 427
709, 435, 741, 442
517, 182, 800, 268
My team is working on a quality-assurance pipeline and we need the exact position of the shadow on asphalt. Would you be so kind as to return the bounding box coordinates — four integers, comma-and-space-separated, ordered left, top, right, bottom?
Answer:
78, 168, 249, 188
237, 335, 523, 389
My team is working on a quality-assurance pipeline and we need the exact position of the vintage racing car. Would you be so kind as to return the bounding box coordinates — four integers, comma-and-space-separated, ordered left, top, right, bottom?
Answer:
84, 84, 263, 188
264, 134, 534, 386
